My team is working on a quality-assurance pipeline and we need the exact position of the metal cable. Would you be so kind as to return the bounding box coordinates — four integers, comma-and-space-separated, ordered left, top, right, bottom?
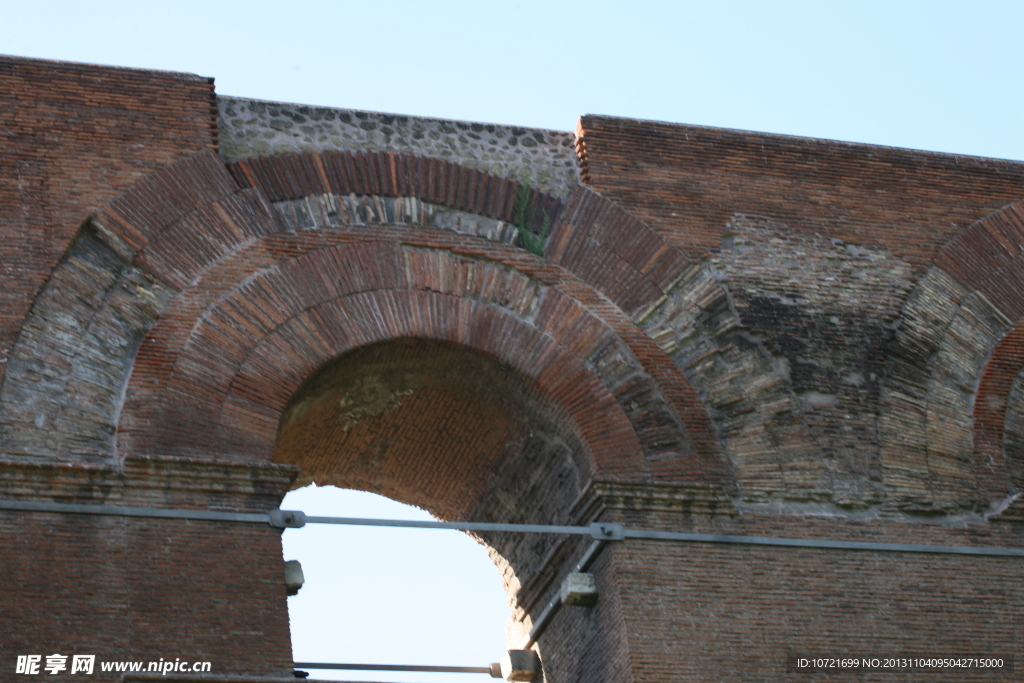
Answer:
2, 499, 1022, 557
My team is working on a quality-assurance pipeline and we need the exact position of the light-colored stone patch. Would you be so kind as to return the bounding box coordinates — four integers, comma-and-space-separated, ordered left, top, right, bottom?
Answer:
274, 193, 521, 245
0, 231, 175, 462
642, 216, 925, 509
218, 96, 579, 197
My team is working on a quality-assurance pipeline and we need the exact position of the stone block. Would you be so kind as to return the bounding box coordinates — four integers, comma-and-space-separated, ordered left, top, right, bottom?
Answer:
500, 649, 540, 681
284, 560, 304, 596
559, 572, 598, 606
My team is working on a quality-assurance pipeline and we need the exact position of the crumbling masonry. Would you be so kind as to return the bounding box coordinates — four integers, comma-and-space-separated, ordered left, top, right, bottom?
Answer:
1, 55, 1023, 682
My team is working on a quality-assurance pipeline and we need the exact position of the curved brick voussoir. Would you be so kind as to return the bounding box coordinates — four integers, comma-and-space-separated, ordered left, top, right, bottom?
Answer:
975, 322, 1024, 500
934, 202, 1024, 320
226, 150, 565, 233
153, 284, 646, 481
879, 203, 1024, 512
0, 227, 176, 463
131, 236, 729, 483
0, 152, 287, 465
880, 267, 1010, 511
933, 202, 1024, 508
244, 152, 695, 334
547, 186, 690, 319
117, 225, 731, 488
94, 150, 241, 257
131, 188, 279, 290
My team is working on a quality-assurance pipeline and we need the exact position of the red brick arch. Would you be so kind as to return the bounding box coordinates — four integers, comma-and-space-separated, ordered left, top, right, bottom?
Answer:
134, 245, 647, 479
70, 150, 728, 489
875, 201, 1024, 507
948, 202, 1024, 499
1, 148, 732, 488
226, 150, 691, 320
974, 322, 1024, 495
933, 202, 1024, 500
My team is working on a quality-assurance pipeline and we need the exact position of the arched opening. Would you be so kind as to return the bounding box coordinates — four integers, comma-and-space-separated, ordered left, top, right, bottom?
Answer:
281, 485, 510, 681
274, 337, 596, 668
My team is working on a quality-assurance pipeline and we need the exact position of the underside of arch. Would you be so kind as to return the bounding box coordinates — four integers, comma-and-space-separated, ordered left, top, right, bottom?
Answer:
0, 150, 732, 493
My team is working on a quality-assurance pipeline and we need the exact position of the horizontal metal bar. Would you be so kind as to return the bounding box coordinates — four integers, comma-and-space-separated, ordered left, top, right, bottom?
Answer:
304, 515, 593, 535
3, 500, 1022, 557
294, 662, 494, 674
0, 499, 268, 524
621, 529, 1024, 557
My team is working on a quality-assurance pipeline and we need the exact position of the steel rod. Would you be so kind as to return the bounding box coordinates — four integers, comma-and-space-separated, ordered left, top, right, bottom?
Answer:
0, 499, 267, 524
293, 662, 494, 674
3, 500, 1023, 557
304, 515, 593, 536
620, 529, 1024, 556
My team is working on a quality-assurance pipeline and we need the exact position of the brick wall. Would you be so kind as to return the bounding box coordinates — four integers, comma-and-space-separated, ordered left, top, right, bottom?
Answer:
0, 55, 217, 387
0, 458, 297, 682
1, 55, 1023, 683
577, 114, 1024, 269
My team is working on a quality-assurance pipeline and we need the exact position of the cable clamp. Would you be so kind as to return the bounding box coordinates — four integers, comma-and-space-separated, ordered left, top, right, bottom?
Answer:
588, 522, 624, 540
269, 509, 307, 529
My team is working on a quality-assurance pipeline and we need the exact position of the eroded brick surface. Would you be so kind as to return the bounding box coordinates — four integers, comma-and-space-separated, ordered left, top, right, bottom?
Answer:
3, 55, 1024, 683
0, 231, 175, 462
0, 55, 216, 386
1005, 369, 1024, 493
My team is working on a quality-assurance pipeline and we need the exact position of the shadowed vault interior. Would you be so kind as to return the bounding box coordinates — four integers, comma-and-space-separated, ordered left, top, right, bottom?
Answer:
274, 338, 593, 613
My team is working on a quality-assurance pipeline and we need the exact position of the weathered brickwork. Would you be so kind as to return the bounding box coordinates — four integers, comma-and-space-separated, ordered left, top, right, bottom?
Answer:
3, 55, 1024, 683
1005, 367, 1024, 492
576, 115, 1024, 270
638, 257, 822, 501
0, 231, 175, 462
0, 55, 216, 387
880, 267, 1012, 510
219, 96, 579, 196
0, 457, 297, 682
709, 218, 914, 506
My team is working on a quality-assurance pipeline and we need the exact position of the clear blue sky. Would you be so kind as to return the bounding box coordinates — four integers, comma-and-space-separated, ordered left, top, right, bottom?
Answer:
5, 1, 1024, 160
5, 2, 1023, 681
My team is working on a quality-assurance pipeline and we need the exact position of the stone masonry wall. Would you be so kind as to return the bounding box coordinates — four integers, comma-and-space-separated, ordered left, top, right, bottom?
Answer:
218, 96, 579, 196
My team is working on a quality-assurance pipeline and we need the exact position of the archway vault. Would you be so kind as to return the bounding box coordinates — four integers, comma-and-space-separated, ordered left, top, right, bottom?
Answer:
0, 148, 735, 660
0, 149, 732, 497
12, 146, 1024, 517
